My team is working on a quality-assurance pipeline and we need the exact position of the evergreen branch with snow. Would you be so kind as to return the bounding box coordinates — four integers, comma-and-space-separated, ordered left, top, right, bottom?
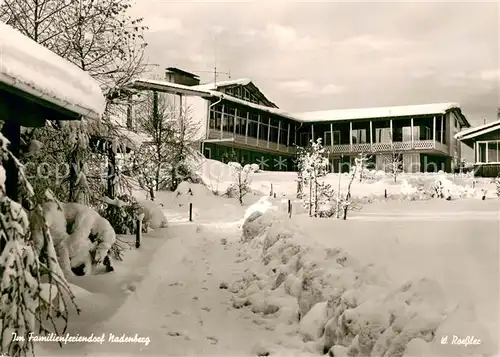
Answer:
0, 134, 78, 357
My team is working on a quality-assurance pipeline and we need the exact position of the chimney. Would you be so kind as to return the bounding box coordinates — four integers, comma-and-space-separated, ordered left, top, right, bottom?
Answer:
165, 67, 200, 86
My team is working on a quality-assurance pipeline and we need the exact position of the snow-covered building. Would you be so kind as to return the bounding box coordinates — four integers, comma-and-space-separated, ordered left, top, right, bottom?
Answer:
455, 119, 500, 177
127, 67, 471, 173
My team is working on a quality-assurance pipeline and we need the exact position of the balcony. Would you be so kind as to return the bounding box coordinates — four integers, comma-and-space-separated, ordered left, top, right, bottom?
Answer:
206, 130, 295, 155
328, 140, 448, 154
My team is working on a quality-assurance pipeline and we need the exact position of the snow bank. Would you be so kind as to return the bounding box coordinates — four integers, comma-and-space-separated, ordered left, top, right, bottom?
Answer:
0, 23, 105, 119
230, 208, 496, 357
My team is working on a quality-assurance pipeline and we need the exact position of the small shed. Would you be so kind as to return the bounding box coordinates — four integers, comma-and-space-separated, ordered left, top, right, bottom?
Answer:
0, 22, 106, 201
455, 119, 500, 177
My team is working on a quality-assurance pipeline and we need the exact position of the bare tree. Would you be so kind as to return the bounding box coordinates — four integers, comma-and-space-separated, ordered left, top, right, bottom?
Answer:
225, 163, 253, 205
386, 130, 403, 183
354, 152, 372, 182
134, 91, 202, 195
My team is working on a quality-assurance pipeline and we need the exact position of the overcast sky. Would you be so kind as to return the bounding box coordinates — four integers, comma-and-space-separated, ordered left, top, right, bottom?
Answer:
130, 0, 499, 127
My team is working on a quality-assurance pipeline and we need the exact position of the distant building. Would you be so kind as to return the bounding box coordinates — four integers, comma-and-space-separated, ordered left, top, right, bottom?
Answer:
126, 68, 471, 173
455, 120, 500, 177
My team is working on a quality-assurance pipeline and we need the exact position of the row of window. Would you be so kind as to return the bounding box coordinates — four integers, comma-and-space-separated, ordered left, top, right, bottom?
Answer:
223, 86, 261, 105
477, 141, 500, 163
209, 109, 293, 145
298, 126, 444, 146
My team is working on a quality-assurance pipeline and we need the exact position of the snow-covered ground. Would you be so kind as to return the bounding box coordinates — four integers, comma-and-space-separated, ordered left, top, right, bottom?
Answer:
34, 161, 499, 357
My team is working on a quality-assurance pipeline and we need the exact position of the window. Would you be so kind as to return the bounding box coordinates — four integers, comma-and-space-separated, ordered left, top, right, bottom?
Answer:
279, 128, 288, 145
300, 132, 311, 146
488, 142, 499, 163
352, 129, 366, 144
209, 109, 216, 129
375, 128, 391, 143
247, 120, 258, 138
259, 120, 269, 141
324, 132, 332, 146
223, 114, 234, 132
269, 126, 278, 142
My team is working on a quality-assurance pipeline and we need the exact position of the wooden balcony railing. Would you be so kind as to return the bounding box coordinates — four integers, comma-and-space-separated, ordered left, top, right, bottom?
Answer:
329, 140, 448, 154
207, 130, 449, 156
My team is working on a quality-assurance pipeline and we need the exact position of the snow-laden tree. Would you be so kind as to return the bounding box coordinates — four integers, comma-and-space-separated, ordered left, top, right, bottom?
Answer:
296, 138, 329, 217
354, 152, 372, 182
225, 162, 253, 205
385, 130, 403, 183
0, 133, 78, 357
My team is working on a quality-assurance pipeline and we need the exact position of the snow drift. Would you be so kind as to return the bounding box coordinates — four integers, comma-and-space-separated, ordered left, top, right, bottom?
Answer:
228, 200, 496, 357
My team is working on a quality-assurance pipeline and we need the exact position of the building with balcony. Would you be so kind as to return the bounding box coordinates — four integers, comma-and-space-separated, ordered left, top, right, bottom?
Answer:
126, 68, 471, 173
455, 119, 500, 177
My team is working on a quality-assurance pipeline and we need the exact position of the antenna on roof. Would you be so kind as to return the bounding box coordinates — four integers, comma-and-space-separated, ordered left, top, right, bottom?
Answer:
213, 35, 217, 86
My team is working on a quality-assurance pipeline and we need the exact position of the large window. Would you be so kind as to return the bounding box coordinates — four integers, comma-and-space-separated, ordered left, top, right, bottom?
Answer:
352, 129, 367, 144
324, 130, 341, 146
259, 118, 269, 141
375, 128, 391, 143
477, 141, 500, 163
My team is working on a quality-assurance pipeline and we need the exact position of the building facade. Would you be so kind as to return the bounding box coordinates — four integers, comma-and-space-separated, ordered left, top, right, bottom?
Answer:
127, 68, 471, 173
455, 119, 500, 177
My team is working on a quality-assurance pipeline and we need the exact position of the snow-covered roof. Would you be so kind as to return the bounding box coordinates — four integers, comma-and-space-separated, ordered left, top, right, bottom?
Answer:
0, 22, 106, 120
131, 79, 214, 97
454, 119, 500, 141
193, 78, 252, 90
293, 103, 463, 123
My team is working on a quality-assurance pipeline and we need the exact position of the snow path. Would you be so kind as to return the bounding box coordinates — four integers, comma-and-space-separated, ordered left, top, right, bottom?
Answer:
82, 223, 282, 357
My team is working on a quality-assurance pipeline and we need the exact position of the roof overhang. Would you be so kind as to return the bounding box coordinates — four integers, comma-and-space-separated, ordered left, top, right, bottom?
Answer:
455, 119, 500, 147
130, 79, 213, 97
0, 23, 105, 122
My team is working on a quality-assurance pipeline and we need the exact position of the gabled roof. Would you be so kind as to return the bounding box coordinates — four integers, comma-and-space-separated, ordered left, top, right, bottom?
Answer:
455, 119, 500, 142
293, 103, 469, 125
194, 78, 278, 109
0, 22, 105, 120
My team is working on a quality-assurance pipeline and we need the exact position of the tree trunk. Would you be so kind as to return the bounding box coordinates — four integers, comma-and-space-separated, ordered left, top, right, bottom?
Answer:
149, 186, 155, 201
107, 143, 116, 199
308, 178, 313, 217
68, 151, 78, 202
1, 120, 20, 202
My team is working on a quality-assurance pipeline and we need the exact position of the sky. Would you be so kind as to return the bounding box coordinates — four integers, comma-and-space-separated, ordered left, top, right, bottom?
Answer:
130, 0, 499, 129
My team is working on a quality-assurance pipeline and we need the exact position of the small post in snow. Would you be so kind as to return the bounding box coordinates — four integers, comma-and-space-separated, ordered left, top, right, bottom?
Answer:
270, 183, 273, 197
135, 219, 141, 249
288, 199, 292, 218
273, 193, 276, 198
189, 203, 193, 221
384, 189, 387, 198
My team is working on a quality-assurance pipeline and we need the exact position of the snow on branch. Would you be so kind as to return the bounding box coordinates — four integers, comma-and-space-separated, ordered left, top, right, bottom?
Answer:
0, 133, 78, 357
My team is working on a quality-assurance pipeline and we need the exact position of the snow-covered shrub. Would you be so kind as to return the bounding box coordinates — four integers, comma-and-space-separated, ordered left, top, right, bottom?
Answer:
63, 203, 116, 271
433, 180, 445, 199
138, 199, 168, 229
0, 133, 77, 356
250, 163, 260, 173
98, 194, 145, 235
495, 176, 500, 198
